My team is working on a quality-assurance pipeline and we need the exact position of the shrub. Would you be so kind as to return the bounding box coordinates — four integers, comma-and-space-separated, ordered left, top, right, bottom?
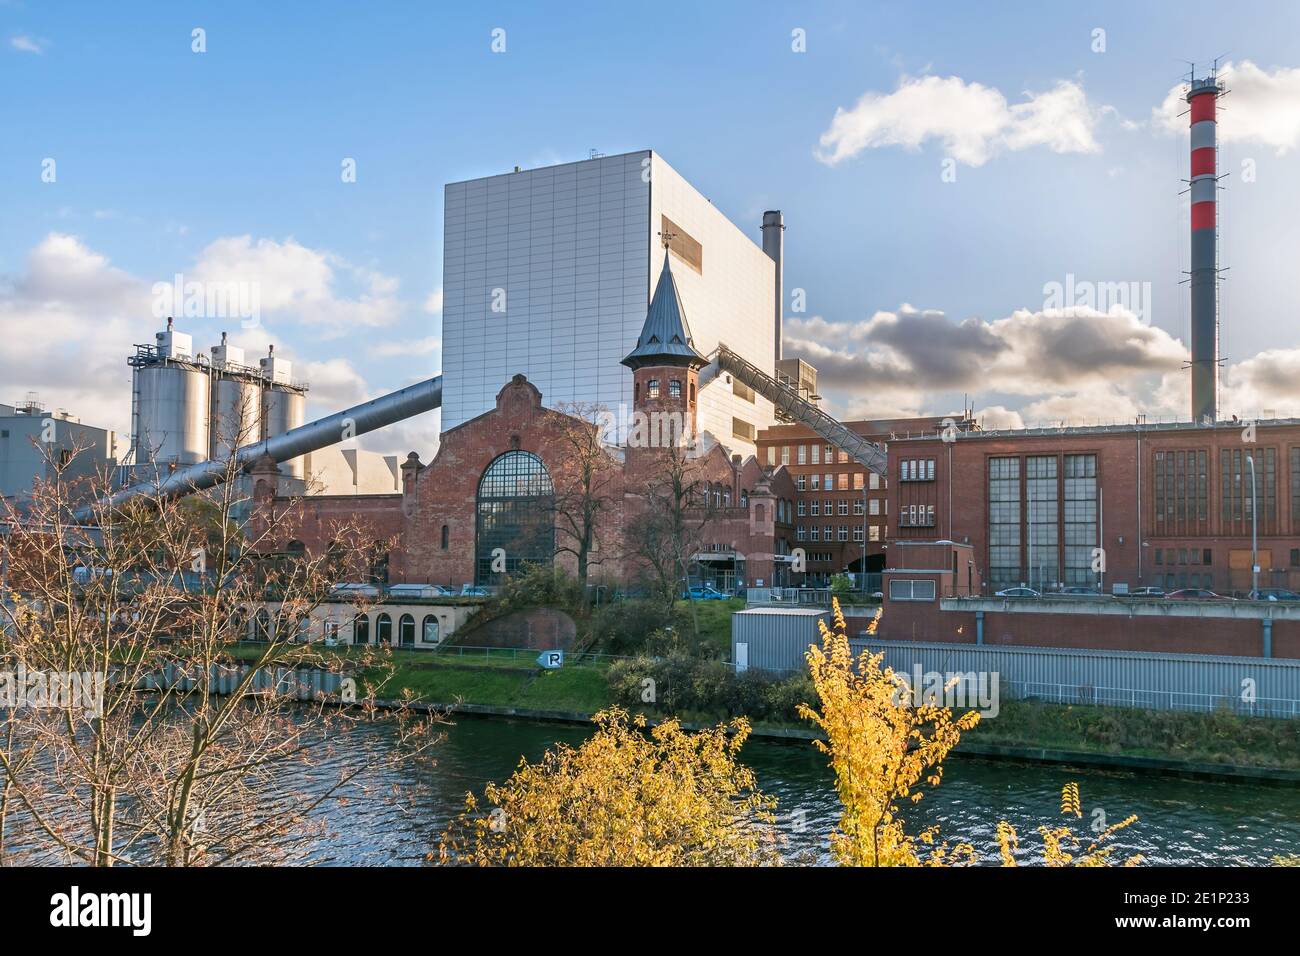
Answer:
589, 600, 687, 655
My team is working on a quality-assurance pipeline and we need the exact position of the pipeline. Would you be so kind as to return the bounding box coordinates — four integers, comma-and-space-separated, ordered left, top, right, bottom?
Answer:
75, 376, 442, 520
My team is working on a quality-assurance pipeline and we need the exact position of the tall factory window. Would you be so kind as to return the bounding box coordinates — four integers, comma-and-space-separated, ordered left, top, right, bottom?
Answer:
475, 450, 555, 585
1063, 454, 1098, 587
1026, 455, 1059, 590
1221, 448, 1277, 533
1154, 450, 1208, 535
988, 456, 1021, 591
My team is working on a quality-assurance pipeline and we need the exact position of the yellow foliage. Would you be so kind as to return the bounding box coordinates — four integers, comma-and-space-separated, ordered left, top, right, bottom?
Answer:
1001, 784, 1143, 867
438, 708, 781, 866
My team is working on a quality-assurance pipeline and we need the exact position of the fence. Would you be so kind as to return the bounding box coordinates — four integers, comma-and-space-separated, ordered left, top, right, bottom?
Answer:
850, 639, 1300, 719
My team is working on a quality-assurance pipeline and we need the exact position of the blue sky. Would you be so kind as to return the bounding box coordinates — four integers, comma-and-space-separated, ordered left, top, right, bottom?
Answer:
4, 0, 1300, 454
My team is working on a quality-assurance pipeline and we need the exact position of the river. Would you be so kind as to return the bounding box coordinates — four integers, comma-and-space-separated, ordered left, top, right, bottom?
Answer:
307, 714, 1300, 866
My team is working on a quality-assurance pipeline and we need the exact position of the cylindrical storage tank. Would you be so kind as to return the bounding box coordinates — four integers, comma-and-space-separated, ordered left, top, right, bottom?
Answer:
263, 385, 307, 478
209, 375, 262, 458
134, 364, 210, 468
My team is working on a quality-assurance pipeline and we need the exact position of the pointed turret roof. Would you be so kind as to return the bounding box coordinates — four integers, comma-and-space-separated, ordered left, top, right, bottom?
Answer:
621, 250, 708, 370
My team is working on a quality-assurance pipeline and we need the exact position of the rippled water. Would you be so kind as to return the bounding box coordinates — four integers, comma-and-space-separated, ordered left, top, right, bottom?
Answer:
309, 715, 1300, 866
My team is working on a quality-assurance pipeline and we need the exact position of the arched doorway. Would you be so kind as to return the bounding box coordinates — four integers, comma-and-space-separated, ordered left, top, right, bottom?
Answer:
475, 450, 555, 585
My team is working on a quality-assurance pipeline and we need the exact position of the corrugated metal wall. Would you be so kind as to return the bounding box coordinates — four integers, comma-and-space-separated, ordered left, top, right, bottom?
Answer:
732, 610, 828, 674
850, 640, 1300, 718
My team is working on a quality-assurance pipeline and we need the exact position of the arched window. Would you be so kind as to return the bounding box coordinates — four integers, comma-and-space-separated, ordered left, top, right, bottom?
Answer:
422, 615, 440, 645
647, 379, 660, 399
353, 614, 370, 645
713, 485, 721, 508
440, 524, 449, 550
253, 608, 271, 642
689, 382, 696, 405
399, 613, 415, 646
369, 544, 389, 585
741, 489, 749, 508
375, 613, 392, 646
476, 450, 555, 585
286, 540, 306, 557
723, 487, 731, 507
669, 379, 682, 399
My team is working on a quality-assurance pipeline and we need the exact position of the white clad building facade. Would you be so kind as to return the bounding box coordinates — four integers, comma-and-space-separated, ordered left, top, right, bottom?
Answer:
440, 150, 776, 456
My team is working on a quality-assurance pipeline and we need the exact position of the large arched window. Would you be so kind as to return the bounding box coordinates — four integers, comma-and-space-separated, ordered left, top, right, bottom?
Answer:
353, 614, 370, 645
475, 450, 555, 585
375, 613, 392, 646
422, 615, 440, 645
399, 613, 415, 646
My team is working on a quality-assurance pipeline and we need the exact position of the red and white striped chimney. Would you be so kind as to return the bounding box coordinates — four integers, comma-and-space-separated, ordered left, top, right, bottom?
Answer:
1187, 74, 1223, 425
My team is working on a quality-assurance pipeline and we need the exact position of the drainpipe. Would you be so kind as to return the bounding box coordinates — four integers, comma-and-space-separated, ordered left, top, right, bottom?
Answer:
975, 609, 984, 645
1262, 616, 1273, 659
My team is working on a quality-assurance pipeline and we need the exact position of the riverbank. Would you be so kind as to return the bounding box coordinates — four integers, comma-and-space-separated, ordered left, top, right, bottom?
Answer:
223, 641, 1299, 781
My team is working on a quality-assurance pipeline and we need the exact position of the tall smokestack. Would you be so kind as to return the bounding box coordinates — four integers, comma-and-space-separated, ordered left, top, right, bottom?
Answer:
1187, 74, 1223, 424
761, 210, 785, 364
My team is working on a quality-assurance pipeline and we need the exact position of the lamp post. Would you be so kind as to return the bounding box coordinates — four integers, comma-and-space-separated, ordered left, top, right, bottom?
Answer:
1247, 452, 1259, 597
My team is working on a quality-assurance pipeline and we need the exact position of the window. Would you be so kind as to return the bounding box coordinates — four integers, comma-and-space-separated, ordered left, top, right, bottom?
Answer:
647, 379, 660, 398
811, 475, 820, 491
853, 473, 864, 490
838, 501, 849, 516
811, 501, 819, 517
376, 613, 392, 646
811, 445, 820, 464
422, 615, 440, 644
399, 613, 416, 646
733, 379, 755, 403
869, 499, 880, 516
781, 446, 790, 465
732, 417, 755, 442
869, 472, 880, 490
988, 456, 1022, 591
798, 500, 806, 516
441, 524, 449, 550
798, 446, 807, 464
889, 579, 937, 601
824, 525, 833, 541
853, 527, 864, 543
352, 614, 369, 645
669, 379, 682, 398
1155, 548, 1163, 565
797, 526, 806, 541
252, 609, 271, 642
825, 474, 833, 490
1062, 454, 1095, 587
767, 446, 776, 466
869, 526, 881, 542
796, 475, 806, 491
854, 500, 864, 516
810, 527, 819, 542
476, 450, 555, 585
838, 526, 848, 542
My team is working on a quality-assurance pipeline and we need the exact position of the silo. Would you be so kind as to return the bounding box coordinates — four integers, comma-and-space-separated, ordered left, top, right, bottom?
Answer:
209, 333, 262, 457
130, 320, 210, 470
259, 347, 307, 478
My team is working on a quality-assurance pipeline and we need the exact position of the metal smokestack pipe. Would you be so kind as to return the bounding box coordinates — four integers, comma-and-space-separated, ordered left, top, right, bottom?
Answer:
1187, 75, 1222, 424
761, 210, 785, 363
75, 375, 442, 520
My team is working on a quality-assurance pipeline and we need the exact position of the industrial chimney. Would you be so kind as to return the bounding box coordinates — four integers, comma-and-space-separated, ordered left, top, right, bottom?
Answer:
761, 210, 785, 364
1187, 73, 1224, 425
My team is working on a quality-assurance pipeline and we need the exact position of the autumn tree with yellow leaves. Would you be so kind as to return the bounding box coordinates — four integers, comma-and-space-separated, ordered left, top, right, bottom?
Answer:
801, 599, 1141, 867
439, 708, 781, 866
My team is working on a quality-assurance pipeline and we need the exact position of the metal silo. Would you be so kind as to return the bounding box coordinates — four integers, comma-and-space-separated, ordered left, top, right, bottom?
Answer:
209, 333, 262, 457
129, 319, 210, 471
259, 346, 307, 479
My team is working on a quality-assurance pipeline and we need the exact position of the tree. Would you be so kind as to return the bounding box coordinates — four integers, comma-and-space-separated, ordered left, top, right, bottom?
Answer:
547, 402, 622, 601
438, 708, 780, 866
0, 442, 438, 866
800, 599, 1140, 866
626, 443, 720, 607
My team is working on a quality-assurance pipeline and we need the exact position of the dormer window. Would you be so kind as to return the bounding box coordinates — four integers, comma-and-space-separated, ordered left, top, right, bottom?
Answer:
669, 380, 682, 399
648, 379, 660, 399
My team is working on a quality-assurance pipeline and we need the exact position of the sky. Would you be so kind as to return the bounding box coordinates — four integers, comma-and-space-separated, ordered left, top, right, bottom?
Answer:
4, 0, 1300, 459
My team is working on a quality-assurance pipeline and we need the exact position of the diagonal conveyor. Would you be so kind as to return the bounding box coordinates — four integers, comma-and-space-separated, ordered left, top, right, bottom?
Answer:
709, 345, 889, 474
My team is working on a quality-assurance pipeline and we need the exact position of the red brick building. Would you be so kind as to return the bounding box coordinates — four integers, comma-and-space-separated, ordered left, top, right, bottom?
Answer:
885, 418, 1300, 596
253, 253, 799, 593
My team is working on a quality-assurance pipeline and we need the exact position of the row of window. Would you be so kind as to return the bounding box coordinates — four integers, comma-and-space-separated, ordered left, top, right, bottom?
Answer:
899, 458, 936, 481
796, 525, 877, 542
795, 472, 878, 492
1155, 548, 1214, 566
797, 499, 879, 517
900, 504, 936, 527
250, 610, 442, 646
638, 379, 694, 402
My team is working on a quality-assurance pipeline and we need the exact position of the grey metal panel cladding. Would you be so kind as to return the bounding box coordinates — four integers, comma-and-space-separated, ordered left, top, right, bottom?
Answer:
853, 640, 1300, 716
135, 365, 210, 465
733, 610, 828, 673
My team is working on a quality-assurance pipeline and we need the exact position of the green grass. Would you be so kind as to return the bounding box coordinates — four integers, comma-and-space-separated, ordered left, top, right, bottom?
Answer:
676, 597, 744, 657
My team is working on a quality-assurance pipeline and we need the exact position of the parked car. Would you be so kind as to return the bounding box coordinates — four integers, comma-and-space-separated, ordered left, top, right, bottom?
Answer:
1165, 588, 1227, 600
1058, 586, 1103, 596
1248, 587, 1300, 602
460, 584, 490, 597
682, 584, 730, 600
995, 586, 1040, 598
1128, 586, 1166, 597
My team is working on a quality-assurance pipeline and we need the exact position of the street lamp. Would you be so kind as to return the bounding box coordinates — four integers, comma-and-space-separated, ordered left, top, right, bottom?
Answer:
1247, 452, 1259, 596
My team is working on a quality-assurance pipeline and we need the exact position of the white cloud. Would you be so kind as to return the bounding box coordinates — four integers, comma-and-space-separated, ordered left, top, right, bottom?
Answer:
816, 75, 1103, 167
1220, 349, 1300, 418
423, 288, 443, 314
300, 358, 371, 409
10, 34, 46, 54
1154, 60, 1300, 153
368, 336, 441, 359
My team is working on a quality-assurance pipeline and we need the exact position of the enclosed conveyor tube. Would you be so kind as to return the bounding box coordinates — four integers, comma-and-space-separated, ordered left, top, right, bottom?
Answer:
76, 376, 441, 520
